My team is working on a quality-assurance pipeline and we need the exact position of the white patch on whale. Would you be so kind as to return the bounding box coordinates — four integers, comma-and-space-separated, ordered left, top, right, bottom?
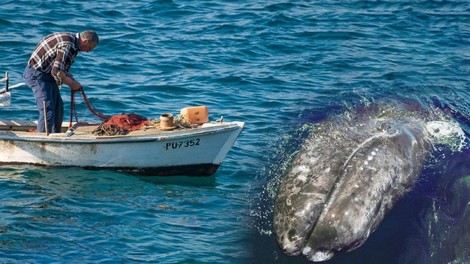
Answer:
425, 121, 466, 151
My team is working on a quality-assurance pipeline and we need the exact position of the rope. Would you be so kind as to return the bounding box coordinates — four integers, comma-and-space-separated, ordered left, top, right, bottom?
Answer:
69, 88, 110, 128
92, 123, 127, 136
79, 88, 110, 121
69, 90, 76, 128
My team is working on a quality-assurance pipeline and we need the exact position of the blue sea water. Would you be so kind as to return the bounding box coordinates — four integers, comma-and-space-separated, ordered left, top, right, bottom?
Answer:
1, 0, 470, 263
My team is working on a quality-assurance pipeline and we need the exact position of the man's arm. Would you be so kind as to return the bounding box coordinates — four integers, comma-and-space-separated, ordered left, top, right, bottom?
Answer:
51, 45, 82, 91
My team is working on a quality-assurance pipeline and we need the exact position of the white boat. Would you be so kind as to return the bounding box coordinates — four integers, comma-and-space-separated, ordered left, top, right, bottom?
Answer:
0, 72, 244, 176
0, 119, 244, 176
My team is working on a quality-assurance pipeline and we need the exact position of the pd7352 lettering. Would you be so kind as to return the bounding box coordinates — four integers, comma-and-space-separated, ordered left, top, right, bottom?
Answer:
165, 138, 201, 150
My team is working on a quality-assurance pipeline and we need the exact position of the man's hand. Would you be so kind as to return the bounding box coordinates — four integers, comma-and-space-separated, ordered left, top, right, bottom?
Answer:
69, 79, 82, 91
65, 76, 82, 91
57, 71, 82, 91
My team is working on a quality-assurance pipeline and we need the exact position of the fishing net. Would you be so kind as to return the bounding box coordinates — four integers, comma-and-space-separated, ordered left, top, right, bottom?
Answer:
92, 113, 152, 136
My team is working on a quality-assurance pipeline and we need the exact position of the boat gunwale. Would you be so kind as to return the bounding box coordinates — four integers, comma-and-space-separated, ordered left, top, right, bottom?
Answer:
0, 121, 245, 144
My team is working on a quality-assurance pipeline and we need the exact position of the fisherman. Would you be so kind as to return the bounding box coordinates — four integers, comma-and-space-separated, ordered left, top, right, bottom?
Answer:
23, 31, 99, 133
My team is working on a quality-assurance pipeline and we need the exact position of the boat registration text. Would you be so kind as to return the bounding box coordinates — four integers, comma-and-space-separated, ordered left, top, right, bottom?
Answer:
165, 138, 201, 150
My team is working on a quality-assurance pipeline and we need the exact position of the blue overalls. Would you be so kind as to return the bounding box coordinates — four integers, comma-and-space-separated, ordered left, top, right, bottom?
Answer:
23, 64, 64, 133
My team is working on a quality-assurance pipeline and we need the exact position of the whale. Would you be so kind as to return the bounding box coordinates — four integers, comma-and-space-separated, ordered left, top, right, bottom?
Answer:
273, 104, 435, 262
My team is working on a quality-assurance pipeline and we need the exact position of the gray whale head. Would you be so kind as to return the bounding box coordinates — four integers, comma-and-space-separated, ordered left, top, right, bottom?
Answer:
273, 108, 433, 262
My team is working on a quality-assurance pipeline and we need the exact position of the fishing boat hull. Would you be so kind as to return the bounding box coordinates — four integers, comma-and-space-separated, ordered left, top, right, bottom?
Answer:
0, 121, 244, 176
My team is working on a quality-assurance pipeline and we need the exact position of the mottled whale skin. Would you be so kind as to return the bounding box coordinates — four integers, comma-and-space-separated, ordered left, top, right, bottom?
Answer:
273, 107, 432, 262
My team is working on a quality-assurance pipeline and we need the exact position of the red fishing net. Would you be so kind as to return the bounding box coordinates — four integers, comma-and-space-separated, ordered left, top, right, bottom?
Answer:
93, 113, 153, 136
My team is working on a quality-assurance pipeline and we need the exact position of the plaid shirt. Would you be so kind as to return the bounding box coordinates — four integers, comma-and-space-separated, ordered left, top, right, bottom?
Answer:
28, 32, 79, 85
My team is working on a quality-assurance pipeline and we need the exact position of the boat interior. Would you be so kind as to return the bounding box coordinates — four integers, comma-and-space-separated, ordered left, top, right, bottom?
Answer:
1, 71, 223, 137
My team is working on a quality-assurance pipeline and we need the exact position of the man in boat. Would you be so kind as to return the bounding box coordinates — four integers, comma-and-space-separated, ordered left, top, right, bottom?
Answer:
23, 31, 99, 133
